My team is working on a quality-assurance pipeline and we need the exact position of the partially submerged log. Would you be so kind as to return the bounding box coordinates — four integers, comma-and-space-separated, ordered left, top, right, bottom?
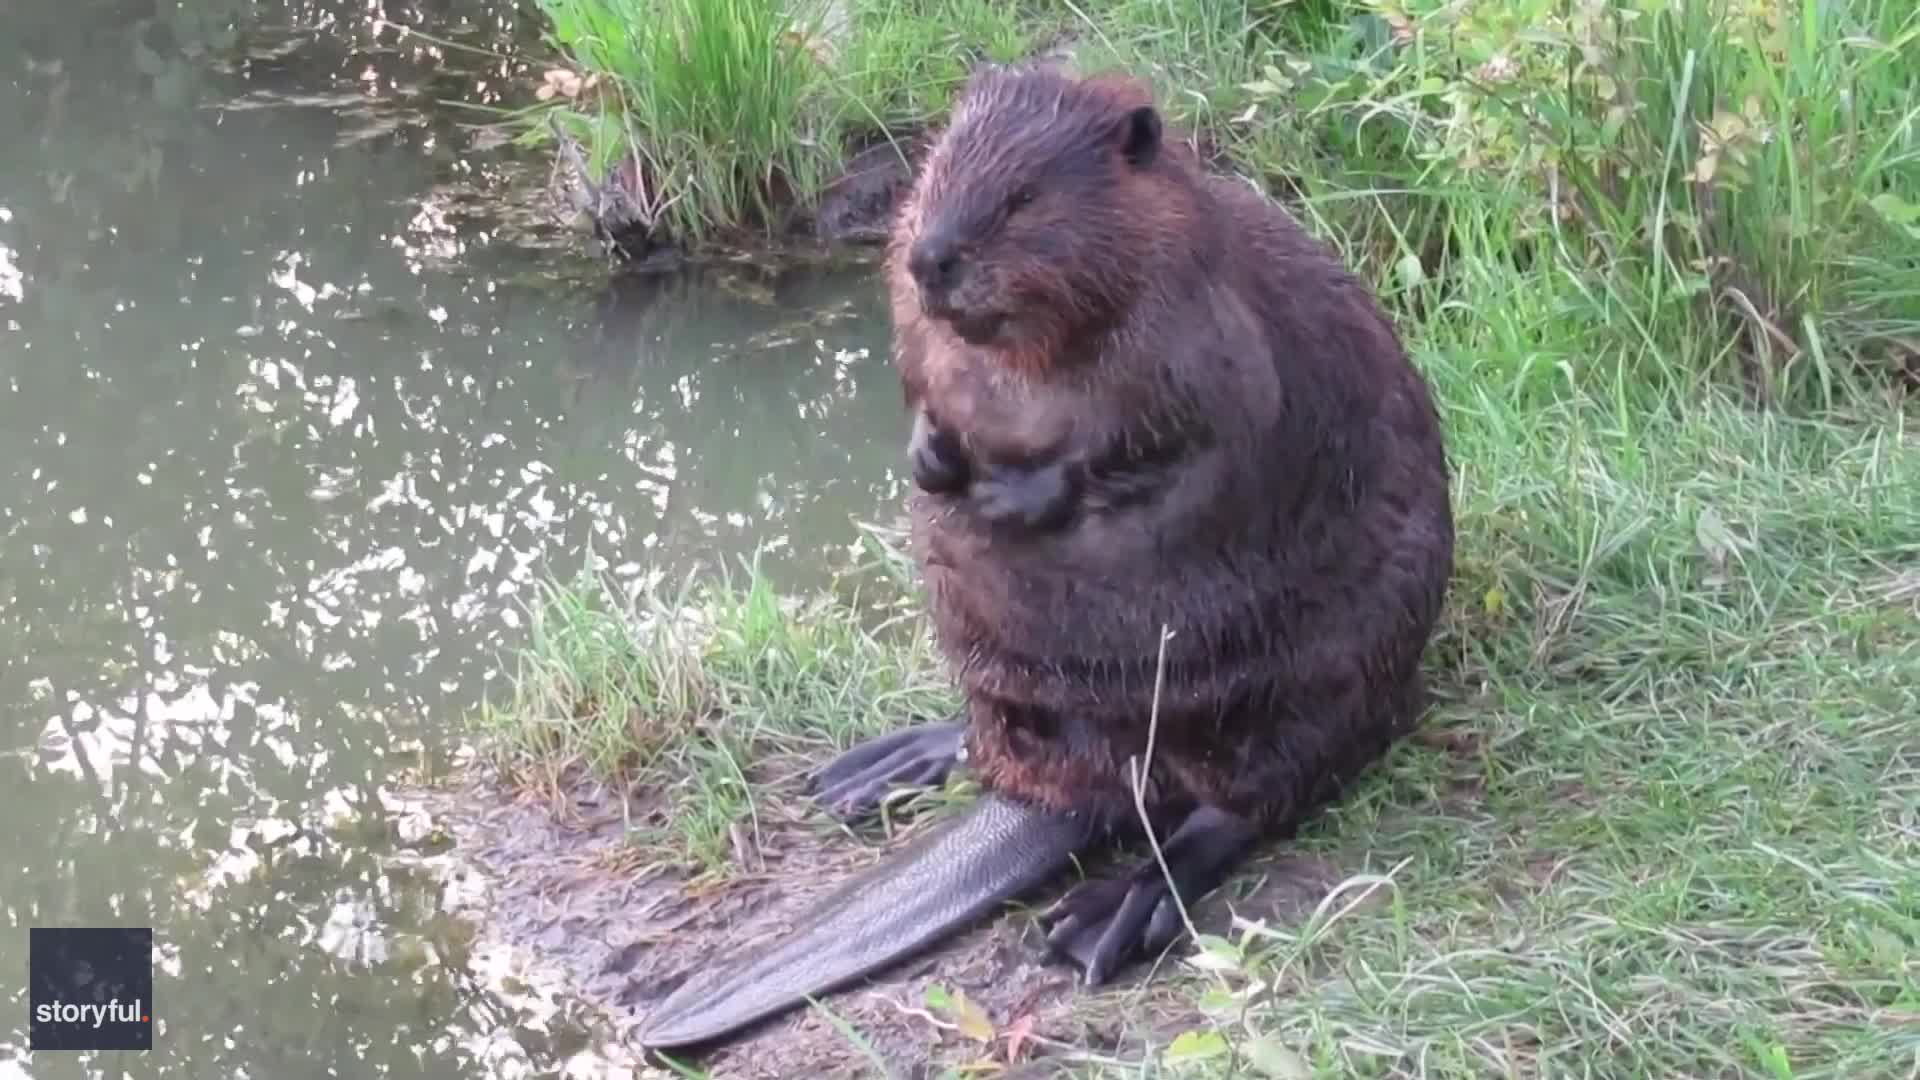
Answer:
546, 111, 933, 263
549, 115, 671, 263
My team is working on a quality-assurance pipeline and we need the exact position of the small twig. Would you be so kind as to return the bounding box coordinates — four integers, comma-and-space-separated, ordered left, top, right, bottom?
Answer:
875, 993, 958, 1033
1129, 623, 1200, 946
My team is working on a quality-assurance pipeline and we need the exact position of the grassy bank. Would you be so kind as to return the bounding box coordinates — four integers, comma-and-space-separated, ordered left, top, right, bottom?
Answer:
480, 0, 1920, 1074
524, 0, 1919, 402
467, 547, 962, 874
469, 374, 1919, 1075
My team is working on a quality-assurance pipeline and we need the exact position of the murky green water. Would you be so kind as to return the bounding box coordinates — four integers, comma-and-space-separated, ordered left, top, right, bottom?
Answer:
1, 3, 908, 1074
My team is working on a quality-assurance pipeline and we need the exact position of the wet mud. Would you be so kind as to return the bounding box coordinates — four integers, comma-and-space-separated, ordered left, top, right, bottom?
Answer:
407, 760, 1352, 1078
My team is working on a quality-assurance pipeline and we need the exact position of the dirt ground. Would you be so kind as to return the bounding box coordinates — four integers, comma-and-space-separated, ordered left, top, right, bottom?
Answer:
406, 763, 1353, 1079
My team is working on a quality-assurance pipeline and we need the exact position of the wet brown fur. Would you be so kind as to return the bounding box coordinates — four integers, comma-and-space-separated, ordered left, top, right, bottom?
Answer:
887, 64, 1456, 839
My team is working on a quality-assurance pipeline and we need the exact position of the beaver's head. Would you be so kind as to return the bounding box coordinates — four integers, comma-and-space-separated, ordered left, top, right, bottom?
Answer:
890, 65, 1198, 363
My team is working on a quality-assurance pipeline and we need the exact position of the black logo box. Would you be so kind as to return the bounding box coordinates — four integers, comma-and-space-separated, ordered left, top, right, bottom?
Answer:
28, 927, 154, 1052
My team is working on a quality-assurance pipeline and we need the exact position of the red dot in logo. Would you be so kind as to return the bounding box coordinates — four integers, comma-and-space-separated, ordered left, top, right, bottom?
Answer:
143, 1016, 150, 1022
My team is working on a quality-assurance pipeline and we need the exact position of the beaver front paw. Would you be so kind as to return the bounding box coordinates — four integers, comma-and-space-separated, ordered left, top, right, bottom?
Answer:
971, 458, 1080, 532
909, 410, 972, 495
806, 718, 965, 822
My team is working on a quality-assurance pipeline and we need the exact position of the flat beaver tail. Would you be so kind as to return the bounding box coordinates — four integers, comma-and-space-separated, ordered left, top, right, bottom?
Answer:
634, 792, 1096, 1050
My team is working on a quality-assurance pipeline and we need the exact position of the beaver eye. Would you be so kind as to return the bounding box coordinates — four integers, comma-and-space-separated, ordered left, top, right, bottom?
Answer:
1007, 186, 1035, 211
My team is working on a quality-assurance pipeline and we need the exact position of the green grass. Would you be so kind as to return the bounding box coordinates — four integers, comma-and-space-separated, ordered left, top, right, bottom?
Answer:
523, 0, 1918, 399
531, 0, 848, 241
481, 0, 1920, 1073
833, 0, 1039, 134
469, 378, 1919, 1078
1145, 370, 1920, 1080
468, 549, 960, 874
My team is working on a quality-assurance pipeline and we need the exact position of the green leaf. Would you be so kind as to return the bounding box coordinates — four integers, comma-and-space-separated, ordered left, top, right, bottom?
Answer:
1184, 932, 1245, 973
948, 988, 994, 1043
925, 983, 993, 1042
1196, 986, 1241, 1016
1164, 1028, 1230, 1063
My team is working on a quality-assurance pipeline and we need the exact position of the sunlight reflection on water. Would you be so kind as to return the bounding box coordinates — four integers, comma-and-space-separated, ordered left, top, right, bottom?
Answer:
0, 2, 910, 1073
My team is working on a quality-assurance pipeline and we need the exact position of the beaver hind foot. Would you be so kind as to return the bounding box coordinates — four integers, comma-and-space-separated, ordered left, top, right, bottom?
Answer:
1038, 805, 1259, 985
807, 717, 965, 821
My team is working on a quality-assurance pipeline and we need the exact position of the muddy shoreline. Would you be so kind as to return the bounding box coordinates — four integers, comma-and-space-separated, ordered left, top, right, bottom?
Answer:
401, 754, 1355, 1077
550, 115, 1238, 274
541, 41, 1246, 270
549, 116, 932, 267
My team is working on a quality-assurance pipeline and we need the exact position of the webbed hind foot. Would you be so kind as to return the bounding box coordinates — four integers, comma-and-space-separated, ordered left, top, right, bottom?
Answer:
1038, 804, 1257, 985
806, 718, 965, 822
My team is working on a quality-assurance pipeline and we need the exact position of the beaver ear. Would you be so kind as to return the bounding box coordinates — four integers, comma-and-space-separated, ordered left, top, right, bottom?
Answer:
1117, 105, 1161, 168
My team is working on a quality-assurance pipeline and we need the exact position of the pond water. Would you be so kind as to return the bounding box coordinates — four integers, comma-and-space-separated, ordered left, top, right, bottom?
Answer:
0, 2, 909, 1075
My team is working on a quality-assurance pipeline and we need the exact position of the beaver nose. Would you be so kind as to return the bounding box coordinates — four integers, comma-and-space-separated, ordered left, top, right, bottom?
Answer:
908, 235, 962, 293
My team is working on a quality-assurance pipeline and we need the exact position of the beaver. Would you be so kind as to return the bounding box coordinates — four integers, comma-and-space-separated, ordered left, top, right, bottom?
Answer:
636, 62, 1456, 1051
901, 348, 1092, 533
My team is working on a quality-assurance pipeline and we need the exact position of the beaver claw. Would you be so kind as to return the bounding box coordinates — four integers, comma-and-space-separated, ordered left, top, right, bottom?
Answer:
1037, 805, 1256, 985
807, 719, 965, 821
